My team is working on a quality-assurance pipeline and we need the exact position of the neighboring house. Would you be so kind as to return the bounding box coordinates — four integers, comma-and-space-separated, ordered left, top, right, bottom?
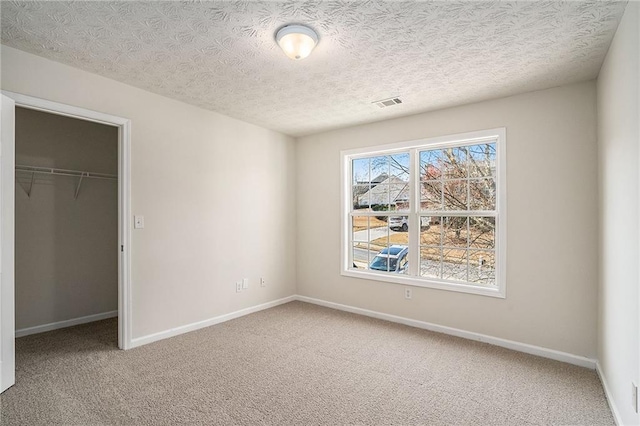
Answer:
352, 173, 389, 200
356, 175, 409, 208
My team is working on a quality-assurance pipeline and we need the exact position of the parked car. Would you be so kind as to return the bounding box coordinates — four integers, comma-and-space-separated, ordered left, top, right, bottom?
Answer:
369, 245, 409, 273
388, 216, 431, 232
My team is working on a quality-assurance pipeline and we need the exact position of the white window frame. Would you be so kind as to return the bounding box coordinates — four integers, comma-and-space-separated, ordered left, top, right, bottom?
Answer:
340, 128, 506, 298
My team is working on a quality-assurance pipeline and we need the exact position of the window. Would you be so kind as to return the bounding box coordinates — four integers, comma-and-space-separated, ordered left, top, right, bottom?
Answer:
341, 128, 506, 298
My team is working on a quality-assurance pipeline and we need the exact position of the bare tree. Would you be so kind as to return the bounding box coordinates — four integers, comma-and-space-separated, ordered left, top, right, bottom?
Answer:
351, 144, 497, 281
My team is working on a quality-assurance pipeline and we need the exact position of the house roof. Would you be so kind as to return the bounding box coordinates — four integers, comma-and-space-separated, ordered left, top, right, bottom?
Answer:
357, 175, 410, 206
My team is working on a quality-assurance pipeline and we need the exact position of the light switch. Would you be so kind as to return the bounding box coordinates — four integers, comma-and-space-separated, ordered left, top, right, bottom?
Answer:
134, 215, 144, 229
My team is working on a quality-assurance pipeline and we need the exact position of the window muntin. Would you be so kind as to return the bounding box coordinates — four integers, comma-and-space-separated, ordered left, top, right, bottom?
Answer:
352, 153, 410, 213
351, 153, 410, 275
342, 129, 505, 298
418, 142, 497, 287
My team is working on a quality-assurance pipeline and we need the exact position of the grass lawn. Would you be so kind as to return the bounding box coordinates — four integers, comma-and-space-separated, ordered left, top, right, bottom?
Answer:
369, 224, 495, 266
352, 216, 388, 231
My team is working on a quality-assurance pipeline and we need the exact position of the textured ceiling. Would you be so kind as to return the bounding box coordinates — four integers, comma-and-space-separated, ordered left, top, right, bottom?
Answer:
0, 1, 627, 137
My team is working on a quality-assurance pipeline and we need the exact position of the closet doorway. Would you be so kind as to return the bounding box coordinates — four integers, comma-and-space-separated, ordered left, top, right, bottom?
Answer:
0, 92, 132, 394
15, 107, 120, 344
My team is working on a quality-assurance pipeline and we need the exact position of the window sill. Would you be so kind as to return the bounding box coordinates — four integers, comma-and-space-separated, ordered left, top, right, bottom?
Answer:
341, 269, 505, 299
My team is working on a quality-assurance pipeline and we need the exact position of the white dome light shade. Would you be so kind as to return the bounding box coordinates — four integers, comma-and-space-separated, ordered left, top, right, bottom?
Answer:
276, 25, 318, 60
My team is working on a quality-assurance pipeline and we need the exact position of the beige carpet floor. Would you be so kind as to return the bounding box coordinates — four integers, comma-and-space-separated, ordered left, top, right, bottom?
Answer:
1, 301, 613, 425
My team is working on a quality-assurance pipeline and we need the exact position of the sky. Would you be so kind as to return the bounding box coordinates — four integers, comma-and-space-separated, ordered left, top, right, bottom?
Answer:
352, 143, 496, 185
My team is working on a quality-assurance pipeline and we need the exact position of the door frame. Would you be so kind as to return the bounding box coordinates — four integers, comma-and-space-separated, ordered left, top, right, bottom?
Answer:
2, 90, 133, 350
1, 94, 16, 393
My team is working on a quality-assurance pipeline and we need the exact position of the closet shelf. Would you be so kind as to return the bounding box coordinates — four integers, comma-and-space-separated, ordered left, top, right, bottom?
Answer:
15, 164, 117, 199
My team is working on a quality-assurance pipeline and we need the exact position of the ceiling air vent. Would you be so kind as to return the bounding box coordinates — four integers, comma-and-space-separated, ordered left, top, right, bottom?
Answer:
373, 97, 403, 108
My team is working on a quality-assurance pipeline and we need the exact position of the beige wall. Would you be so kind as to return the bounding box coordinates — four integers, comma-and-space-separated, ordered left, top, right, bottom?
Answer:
1, 46, 297, 339
15, 107, 118, 330
597, 2, 640, 424
296, 81, 598, 358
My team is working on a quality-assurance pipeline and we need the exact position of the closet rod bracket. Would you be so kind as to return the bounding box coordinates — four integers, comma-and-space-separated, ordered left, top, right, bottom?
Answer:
74, 172, 85, 200
15, 164, 117, 200
26, 172, 35, 198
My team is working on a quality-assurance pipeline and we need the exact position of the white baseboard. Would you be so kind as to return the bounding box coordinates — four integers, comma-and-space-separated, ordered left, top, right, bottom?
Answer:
596, 361, 623, 426
16, 310, 118, 338
130, 295, 297, 349
295, 295, 597, 369
125, 294, 596, 371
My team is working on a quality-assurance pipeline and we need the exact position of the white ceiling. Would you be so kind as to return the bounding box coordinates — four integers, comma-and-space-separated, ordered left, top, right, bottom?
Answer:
1, 1, 627, 137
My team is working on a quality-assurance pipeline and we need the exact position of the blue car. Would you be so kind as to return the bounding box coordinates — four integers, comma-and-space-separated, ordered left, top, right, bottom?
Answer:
369, 245, 409, 273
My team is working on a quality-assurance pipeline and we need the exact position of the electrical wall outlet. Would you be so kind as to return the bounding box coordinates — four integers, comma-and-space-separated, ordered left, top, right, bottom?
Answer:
242, 278, 249, 290
260, 277, 266, 287
404, 288, 412, 299
236, 282, 242, 293
633, 382, 638, 413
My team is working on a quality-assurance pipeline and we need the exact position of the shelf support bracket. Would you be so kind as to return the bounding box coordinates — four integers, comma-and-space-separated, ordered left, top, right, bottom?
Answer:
74, 172, 85, 200
26, 172, 35, 198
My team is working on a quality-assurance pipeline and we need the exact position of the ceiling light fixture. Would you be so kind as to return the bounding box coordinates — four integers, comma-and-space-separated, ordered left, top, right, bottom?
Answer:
276, 24, 318, 60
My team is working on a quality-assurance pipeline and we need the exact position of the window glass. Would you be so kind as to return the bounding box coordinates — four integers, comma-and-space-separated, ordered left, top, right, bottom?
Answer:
344, 132, 503, 297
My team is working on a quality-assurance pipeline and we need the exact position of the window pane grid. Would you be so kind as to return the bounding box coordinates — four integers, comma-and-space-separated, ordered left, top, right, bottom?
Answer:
420, 143, 496, 213
420, 177, 495, 183
418, 211, 496, 217
418, 213, 496, 286
347, 135, 501, 293
419, 178, 496, 211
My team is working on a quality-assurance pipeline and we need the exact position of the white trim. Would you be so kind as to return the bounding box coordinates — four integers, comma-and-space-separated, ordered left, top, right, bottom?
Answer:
1, 91, 128, 126
0, 94, 16, 393
1, 90, 133, 350
113, 294, 595, 370
343, 128, 503, 158
340, 148, 349, 273
408, 149, 419, 276
118, 119, 132, 350
341, 269, 504, 297
596, 361, 622, 425
15, 311, 118, 338
496, 127, 507, 298
340, 127, 506, 299
295, 295, 596, 369
130, 296, 296, 349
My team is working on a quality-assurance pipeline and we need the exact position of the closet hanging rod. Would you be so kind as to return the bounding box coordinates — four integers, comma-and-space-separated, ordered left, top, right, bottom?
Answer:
15, 165, 117, 181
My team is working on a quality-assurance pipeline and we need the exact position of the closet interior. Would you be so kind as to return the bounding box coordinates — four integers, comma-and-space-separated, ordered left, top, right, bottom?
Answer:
14, 107, 119, 340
